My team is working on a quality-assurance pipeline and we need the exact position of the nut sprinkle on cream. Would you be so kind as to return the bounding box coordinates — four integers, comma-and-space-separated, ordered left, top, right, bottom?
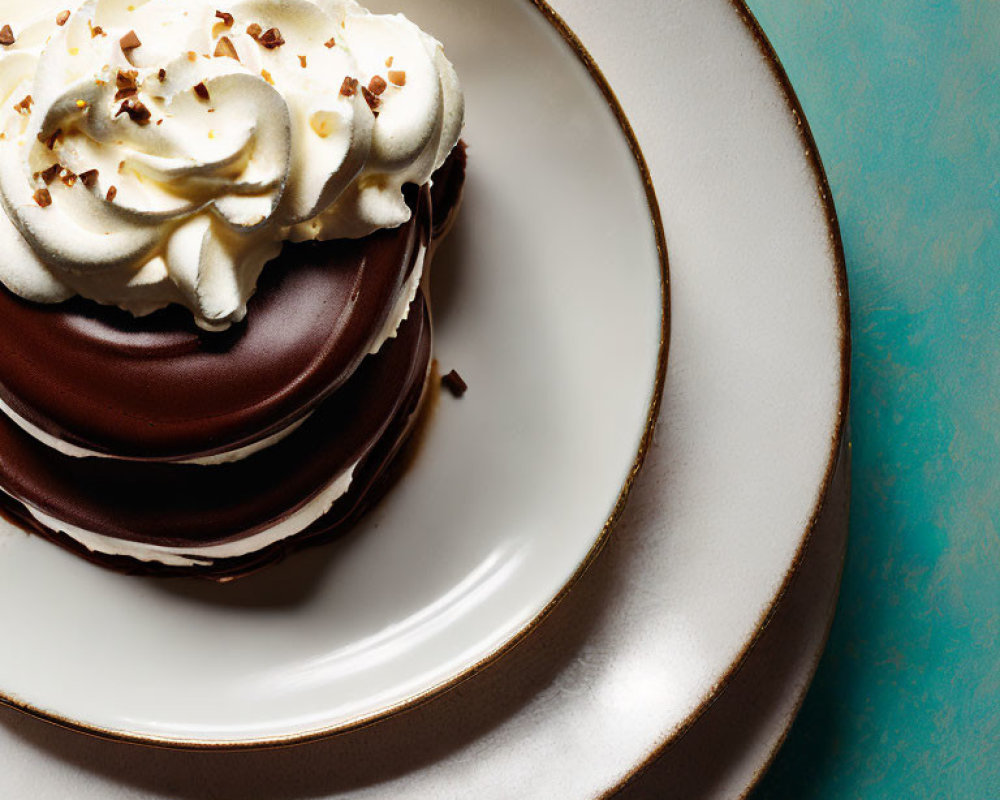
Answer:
0, 0, 463, 330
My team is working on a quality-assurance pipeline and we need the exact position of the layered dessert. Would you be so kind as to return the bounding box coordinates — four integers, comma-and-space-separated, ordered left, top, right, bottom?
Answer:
0, 0, 465, 578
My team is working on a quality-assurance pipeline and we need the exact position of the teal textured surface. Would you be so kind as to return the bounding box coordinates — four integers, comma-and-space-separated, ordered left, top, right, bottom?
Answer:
744, 1, 1000, 797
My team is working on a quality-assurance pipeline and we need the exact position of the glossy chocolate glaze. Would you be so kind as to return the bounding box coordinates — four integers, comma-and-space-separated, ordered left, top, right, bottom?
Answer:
0, 184, 430, 461
0, 294, 430, 548
430, 140, 467, 240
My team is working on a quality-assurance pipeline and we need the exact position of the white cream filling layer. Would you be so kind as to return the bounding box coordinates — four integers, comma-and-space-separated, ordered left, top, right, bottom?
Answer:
369, 244, 425, 355
24, 459, 360, 568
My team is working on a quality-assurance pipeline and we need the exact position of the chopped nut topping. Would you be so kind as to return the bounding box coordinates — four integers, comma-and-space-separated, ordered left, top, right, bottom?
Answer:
324, 36, 336, 48
215, 10, 234, 26
388, 69, 406, 86
116, 97, 151, 125
298, 54, 307, 68
246, 23, 262, 40
260, 69, 274, 85
13, 94, 32, 114
56, 10, 71, 26
119, 29, 141, 52
385, 56, 393, 67
258, 27, 284, 49
89, 21, 105, 37
441, 369, 468, 397
40, 164, 62, 184
79, 169, 99, 188
60, 169, 77, 187
158, 68, 166, 80
339, 76, 358, 97
39, 129, 63, 149
361, 85, 380, 114
193, 81, 210, 100
106, 185, 117, 201
0, 25, 15, 46
115, 69, 138, 100
187, 50, 197, 62
368, 75, 387, 95
33, 188, 52, 208
214, 35, 238, 60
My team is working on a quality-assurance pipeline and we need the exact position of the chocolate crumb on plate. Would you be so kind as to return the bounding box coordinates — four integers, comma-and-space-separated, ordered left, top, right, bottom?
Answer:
442, 369, 468, 397
0, 25, 15, 46
193, 81, 210, 100
158, 68, 166, 80
79, 169, 99, 188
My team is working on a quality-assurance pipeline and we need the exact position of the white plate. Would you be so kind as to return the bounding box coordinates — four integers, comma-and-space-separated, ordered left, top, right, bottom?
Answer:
0, 417, 849, 800
0, 0, 666, 745
0, 0, 849, 792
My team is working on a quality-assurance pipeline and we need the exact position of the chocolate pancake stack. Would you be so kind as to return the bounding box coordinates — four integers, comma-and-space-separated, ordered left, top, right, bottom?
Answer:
0, 145, 465, 579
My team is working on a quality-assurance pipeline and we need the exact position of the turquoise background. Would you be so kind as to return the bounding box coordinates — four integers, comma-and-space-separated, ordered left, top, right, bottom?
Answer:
743, 2, 1000, 798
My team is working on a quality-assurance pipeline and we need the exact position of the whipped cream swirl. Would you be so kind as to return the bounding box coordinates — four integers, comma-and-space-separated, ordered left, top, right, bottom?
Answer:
0, 0, 462, 329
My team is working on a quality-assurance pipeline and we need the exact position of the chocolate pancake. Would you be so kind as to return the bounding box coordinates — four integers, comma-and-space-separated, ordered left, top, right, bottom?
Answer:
0, 143, 466, 577
0, 293, 430, 555
0, 145, 465, 462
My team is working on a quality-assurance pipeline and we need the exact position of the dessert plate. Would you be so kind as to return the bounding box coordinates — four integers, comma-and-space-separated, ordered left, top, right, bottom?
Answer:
0, 0, 666, 745
0, 0, 849, 792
